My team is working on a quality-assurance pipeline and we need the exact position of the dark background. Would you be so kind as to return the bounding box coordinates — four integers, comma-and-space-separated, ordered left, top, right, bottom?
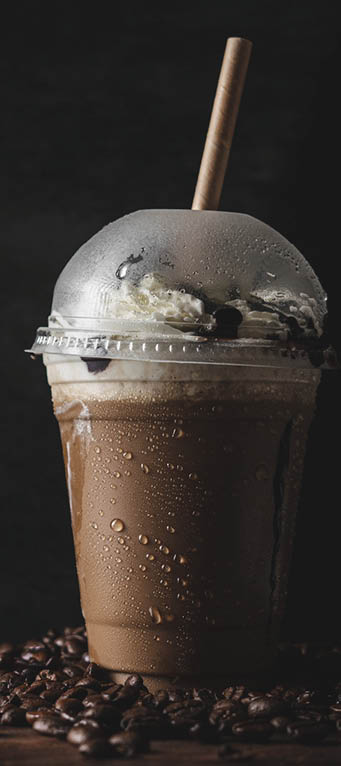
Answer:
1, 1, 340, 642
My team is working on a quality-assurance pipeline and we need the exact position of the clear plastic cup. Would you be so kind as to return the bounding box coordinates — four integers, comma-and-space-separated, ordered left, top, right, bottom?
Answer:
44, 351, 319, 688
29, 209, 330, 688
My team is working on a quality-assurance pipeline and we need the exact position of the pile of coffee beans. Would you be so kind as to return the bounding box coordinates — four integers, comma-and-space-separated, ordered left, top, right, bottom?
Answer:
1, 627, 341, 759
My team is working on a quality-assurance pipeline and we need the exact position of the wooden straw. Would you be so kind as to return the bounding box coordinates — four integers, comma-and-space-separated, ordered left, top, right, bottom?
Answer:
192, 37, 252, 211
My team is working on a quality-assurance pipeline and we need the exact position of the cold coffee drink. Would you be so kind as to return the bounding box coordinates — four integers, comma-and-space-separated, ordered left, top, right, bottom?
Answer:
46, 354, 319, 688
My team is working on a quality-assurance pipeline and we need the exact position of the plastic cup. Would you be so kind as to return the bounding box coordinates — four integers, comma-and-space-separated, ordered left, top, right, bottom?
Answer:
44, 351, 319, 689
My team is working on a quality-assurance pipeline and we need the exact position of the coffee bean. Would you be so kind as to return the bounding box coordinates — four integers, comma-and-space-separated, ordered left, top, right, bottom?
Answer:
62, 664, 84, 679
85, 662, 110, 681
101, 684, 123, 702
82, 703, 119, 725
79, 738, 111, 757
67, 720, 105, 746
193, 688, 217, 704
222, 686, 247, 702
210, 700, 246, 727
232, 721, 273, 743
248, 696, 288, 719
64, 637, 87, 657
26, 708, 57, 724
270, 715, 292, 731
147, 690, 167, 710
124, 673, 144, 690
33, 714, 70, 738
57, 697, 83, 721
109, 730, 149, 756
287, 721, 329, 743
1, 706, 27, 726
75, 678, 101, 691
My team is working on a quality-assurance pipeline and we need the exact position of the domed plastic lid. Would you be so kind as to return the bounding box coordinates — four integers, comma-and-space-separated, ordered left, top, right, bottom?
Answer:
29, 209, 330, 368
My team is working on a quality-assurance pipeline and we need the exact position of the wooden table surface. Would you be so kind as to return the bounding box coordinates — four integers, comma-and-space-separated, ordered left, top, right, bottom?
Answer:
1, 728, 341, 765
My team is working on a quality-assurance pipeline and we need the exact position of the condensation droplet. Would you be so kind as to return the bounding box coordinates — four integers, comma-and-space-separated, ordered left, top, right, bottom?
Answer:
189, 472, 198, 481
159, 545, 170, 555
95, 447, 101, 454
140, 463, 150, 474
113, 471, 121, 479
167, 463, 175, 470
146, 553, 155, 561
166, 525, 175, 534
171, 427, 184, 439
110, 498, 117, 505
91, 522, 98, 530
139, 564, 147, 572
98, 510, 104, 517
118, 537, 125, 545
110, 519, 124, 533
123, 451, 133, 460
161, 564, 171, 573
149, 606, 162, 624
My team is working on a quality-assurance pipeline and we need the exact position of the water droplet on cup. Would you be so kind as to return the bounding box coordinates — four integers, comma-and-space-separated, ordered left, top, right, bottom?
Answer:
91, 522, 98, 530
166, 525, 175, 534
171, 427, 184, 439
141, 463, 150, 474
159, 545, 170, 555
139, 564, 147, 572
149, 606, 162, 624
113, 471, 121, 479
123, 451, 133, 460
139, 534, 149, 545
110, 519, 124, 532
189, 472, 198, 481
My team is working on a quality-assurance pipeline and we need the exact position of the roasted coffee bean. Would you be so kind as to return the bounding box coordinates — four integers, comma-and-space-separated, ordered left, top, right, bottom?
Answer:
165, 699, 207, 724
109, 730, 149, 756
21, 667, 37, 684
248, 695, 289, 719
33, 714, 70, 738
124, 673, 144, 690
82, 694, 105, 708
38, 669, 66, 682
287, 721, 329, 743
64, 637, 87, 656
1, 706, 27, 726
232, 721, 273, 743
57, 697, 83, 721
67, 720, 105, 746
167, 688, 187, 703
75, 678, 101, 691
122, 705, 167, 737
57, 685, 88, 702
26, 708, 57, 724
153, 690, 169, 709
79, 738, 111, 757
210, 700, 246, 727
193, 688, 217, 703
82, 703, 119, 725
22, 680, 46, 697
62, 664, 84, 679
270, 715, 292, 731
296, 708, 324, 723
101, 684, 123, 702
222, 686, 247, 702
218, 743, 255, 761
85, 662, 110, 681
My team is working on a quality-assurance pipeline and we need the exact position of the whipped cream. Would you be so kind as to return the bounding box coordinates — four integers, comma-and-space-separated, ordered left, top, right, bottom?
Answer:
104, 274, 213, 325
